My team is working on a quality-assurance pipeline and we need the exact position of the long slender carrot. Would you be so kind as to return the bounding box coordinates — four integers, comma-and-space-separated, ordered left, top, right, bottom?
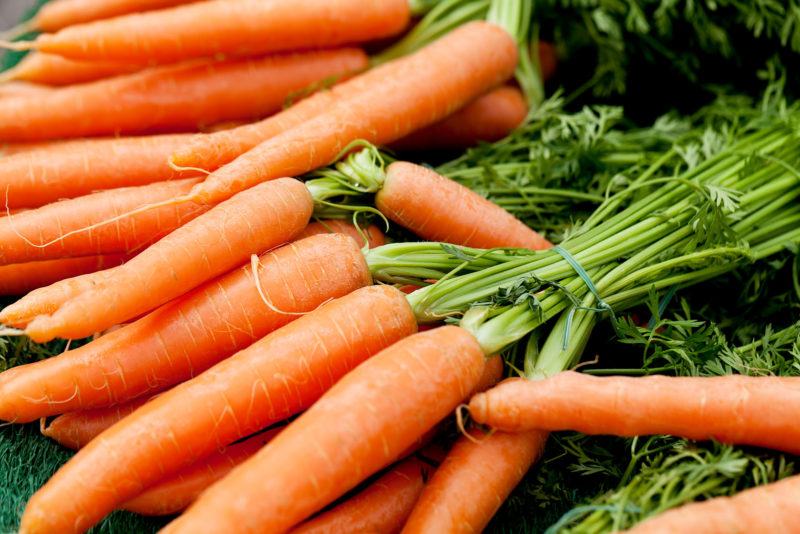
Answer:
30, 0, 200, 33
0, 255, 129, 296
293, 457, 432, 534
0, 49, 368, 141
0, 81, 52, 100
0, 177, 205, 266
0, 133, 196, 209
391, 86, 527, 151
625, 473, 800, 533
377, 161, 552, 249
161, 325, 487, 534
41, 397, 149, 450
18, 285, 416, 533
469, 373, 800, 454
20, 0, 410, 63
0, 53, 141, 86
187, 21, 517, 204
0, 234, 372, 422
296, 219, 386, 249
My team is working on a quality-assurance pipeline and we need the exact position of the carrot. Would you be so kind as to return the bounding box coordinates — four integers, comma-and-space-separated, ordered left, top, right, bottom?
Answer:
41, 397, 149, 450
293, 457, 432, 534
0, 81, 52, 99
187, 21, 518, 204
624, 473, 800, 534
0, 53, 141, 86
391, 86, 527, 151
402, 430, 547, 533
469, 372, 800, 454
19, 0, 410, 63
0, 49, 368, 141
0, 233, 371, 422
29, 0, 200, 33
0, 133, 196, 209
161, 325, 487, 534
19, 285, 416, 533
0, 177, 206, 266
295, 219, 386, 249
377, 161, 551, 249
0, 255, 128, 296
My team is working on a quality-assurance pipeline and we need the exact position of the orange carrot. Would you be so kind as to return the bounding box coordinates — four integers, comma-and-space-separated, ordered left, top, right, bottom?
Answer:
41, 397, 149, 450
23, 0, 410, 63
0, 133, 196, 209
0, 177, 205, 266
31, 0, 199, 33
19, 285, 416, 533
377, 161, 551, 249
161, 325, 487, 534
295, 219, 386, 249
187, 22, 517, 204
470, 373, 800, 454
293, 457, 432, 534
0, 49, 368, 141
625, 473, 800, 534
0, 233, 371, 422
538, 41, 558, 82
0, 53, 141, 86
0, 255, 129, 296
391, 86, 527, 151
0, 81, 52, 99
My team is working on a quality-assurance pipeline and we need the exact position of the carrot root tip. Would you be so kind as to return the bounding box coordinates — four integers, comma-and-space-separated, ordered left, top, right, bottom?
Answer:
0, 39, 34, 52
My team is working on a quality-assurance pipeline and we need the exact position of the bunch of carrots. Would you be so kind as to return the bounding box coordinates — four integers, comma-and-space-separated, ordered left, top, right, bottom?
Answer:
0, 0, 798, 533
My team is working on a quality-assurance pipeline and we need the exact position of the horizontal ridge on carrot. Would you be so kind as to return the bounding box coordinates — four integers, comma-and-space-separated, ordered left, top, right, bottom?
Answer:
19, 285, 416, 533
469, 372, 800, 454
0, 255, 129, 296
0, 53, 141, 86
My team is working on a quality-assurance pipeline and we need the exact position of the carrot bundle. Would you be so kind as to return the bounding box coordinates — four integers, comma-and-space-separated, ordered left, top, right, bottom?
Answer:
469, 372, 800, 454
0, 48, 368, 141
0, 53, 141, 86
0, 233, 371, 422
0, 255, 129, 296
19, 285, 416, 533
24, 0, 200, 33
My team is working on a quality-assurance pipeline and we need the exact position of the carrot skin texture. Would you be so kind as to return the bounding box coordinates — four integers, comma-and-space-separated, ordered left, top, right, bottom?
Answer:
190, 21, 518, 204
0, 233, 372, 422
626, 474, 800, 533
0, 49, 368, 141
377, 161, 552, 249
19, 285, 415, 533
41, 397, 149, 450
292, 458, 431, 534
295, 219, 386, 249
0, 255, 128, 296
34, 0, 198, 32
470, 373, 800, 454
2, 53, 141, 86
0, 82, 52, 100
163, 325, 486, 534
33, 0, 410, 62
25, 178, 313, 342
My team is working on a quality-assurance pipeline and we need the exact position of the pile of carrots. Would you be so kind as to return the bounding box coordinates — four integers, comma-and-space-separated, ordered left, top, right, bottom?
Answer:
0, 1, 798, 533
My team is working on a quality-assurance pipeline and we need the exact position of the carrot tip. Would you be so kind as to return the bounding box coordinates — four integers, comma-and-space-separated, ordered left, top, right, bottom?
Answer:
0, 326, 25, 336
0, 20, 34, 43
0, 39, 34, 52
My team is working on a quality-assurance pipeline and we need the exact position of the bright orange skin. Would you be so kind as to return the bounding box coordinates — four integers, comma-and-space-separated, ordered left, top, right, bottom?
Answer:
377, 161, 552, 250
293, 458, 431, 534
25, 178, 313, 342
0, 233, 372, 422
41, 397, 149, 450
295, 219, 386, 249
33, 0, 410, 62
0, 82, 52, 100
4, 53, 141, 86
471, 373, 800, 454
0, 255, 129, 296
190, 21, 518, 204
164, 326, 486, 534
19, 285, 415, 534
35, 0, 197, 32
0, 49, 368, 141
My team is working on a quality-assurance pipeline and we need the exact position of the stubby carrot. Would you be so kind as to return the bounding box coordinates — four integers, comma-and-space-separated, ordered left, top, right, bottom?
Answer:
41, 397, 149, 450
0, 233, 371, 422
187, 21, 518, 204
0, 255, 128, 296
624, 473, 800, 533
0, 53, 141, 86
469, 373, 800, 454
293, 457, 432, 534
162, 326, 487, 534
0, 49, 368, 141
30, 0, 199, 33
295, 219, 386, 249
19, 285, 416, 533
377, 161, 551, 249
24, 178, 313, 342
391, 86, 527, 151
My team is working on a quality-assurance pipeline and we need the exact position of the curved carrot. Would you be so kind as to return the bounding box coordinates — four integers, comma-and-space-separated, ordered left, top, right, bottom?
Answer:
0, 49, 368, 141
470, 373, 800, 454
162, 325, 487, 533
0, 177, 205, 266
296, 219, 386, 249
0, 233, 371, 422
188, 21, 518, 204
293, 457, 431, 534
0, 134, 198, 209
41, 397, 149, 450
377, 161, 551, 249
0, 255, 128, 296
0, 53, 141, 86
391, 86, 527, 151
32, 0, 199, 33
19, 285, 416, 533
625, 473, 800, 533
26, 0, 409, 62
